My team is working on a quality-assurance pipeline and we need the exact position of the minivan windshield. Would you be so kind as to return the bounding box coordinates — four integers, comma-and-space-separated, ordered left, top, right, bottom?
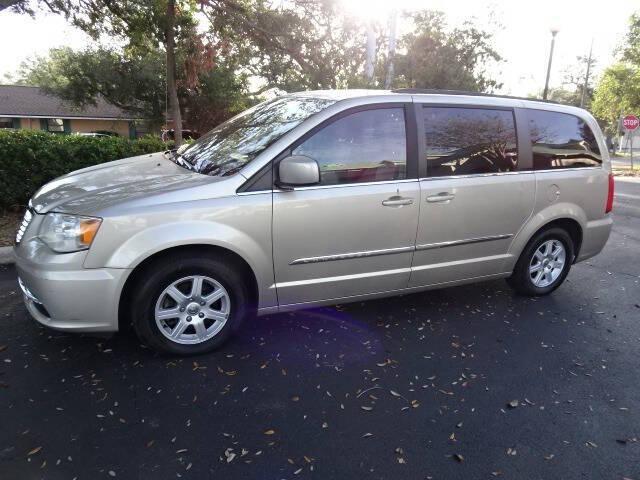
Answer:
174, 96, 335, 176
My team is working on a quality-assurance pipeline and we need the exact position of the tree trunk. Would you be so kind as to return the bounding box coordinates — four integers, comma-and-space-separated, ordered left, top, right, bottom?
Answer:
165, 0, 182, 146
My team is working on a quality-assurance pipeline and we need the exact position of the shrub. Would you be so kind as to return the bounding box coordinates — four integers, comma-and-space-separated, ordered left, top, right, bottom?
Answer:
0, 130, 171, 212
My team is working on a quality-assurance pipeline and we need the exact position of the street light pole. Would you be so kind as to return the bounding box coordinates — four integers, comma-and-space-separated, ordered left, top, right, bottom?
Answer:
542, 28, 559, 100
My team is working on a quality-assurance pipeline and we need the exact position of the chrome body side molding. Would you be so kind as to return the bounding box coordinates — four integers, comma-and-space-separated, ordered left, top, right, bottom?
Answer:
415, 234, 513, 251
290, 234, 513, 265
289, 246, 414, 265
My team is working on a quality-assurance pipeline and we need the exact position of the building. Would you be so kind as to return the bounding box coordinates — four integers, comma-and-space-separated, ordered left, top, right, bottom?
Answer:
0, 85, 151, 138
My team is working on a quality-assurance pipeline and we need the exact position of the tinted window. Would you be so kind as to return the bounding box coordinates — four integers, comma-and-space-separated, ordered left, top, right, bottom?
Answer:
423, 107, 518, 177
293, 108, 407, 186
528, 110, 601, 169
177, 96, 335, 177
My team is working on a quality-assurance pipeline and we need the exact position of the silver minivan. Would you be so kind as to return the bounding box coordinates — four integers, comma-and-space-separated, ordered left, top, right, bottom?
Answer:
14, 90, 614, 354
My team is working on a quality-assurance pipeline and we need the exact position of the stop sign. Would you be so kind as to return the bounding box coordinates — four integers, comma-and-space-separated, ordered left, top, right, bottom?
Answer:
623, 114, 639, 131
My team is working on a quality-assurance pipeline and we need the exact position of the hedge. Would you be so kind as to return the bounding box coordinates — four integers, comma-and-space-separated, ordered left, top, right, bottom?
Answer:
0, 130, 171, 212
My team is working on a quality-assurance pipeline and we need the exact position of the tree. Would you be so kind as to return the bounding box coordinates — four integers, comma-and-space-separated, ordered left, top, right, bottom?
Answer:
16, 45, 250, 133
4, 0, 207, 145
165, 0, 182, 144
621, 12, 640, 65
391, 11, 502, 92
591, 12, 640, 133
200, 0, 367, 91
592, 63, 640, 134
16, 47, 167, 127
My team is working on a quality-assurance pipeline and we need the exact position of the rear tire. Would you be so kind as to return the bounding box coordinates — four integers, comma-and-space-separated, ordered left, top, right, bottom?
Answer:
131, 253, 250, 355
507, 227, 574, 296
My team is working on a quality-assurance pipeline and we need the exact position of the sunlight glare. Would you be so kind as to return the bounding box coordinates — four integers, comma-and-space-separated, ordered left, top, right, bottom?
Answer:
340, 0, 398, 22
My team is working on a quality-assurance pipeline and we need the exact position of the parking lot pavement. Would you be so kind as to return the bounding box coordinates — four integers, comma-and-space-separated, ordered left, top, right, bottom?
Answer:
1, 181, 639, 480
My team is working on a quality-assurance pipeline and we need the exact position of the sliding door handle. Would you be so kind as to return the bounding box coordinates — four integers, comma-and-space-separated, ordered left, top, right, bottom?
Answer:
382, 196, 414, 207
426, 192, 455, 203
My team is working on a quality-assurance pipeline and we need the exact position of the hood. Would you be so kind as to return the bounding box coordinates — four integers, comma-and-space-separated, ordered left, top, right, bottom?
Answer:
31, 152, 217, 214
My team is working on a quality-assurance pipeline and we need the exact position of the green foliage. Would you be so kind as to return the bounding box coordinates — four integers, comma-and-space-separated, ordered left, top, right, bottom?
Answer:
592, 63, 640, 135
17, 44, 251, 133
205, 0, 366, 91
18, 47, 167, 126
0, 130, 170, 211
391, 11, 502, 92
622, 13, 640, 65
547, 87, 583, 107
591, 12, 640, 133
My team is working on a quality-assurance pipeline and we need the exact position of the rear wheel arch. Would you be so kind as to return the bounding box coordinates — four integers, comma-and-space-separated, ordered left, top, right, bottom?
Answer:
527, 218, 583, 262
118, 244, 259, 332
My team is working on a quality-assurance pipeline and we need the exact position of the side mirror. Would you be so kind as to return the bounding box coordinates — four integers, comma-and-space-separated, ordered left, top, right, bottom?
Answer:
277, 155, 320, 188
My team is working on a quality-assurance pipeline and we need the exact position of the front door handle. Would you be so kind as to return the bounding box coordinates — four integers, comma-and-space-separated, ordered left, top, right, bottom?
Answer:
382, 196, 414, 207
426, 192, 455, 203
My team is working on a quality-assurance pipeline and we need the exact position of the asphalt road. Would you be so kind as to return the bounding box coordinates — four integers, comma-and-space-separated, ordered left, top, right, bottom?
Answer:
1, 180, 639, 480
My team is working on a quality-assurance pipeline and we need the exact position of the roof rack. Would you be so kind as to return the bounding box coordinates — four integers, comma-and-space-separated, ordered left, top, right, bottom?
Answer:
390, 88, 563, 105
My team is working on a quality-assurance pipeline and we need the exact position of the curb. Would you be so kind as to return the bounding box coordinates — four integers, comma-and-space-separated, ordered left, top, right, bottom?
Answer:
0, 246, 14, 266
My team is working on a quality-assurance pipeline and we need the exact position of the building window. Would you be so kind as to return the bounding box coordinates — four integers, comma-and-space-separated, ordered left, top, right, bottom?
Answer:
0, 118, 13, 129
47, 118, 65, 132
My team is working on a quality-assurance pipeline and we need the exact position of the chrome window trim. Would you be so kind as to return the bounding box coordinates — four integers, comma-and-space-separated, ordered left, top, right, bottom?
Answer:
279, 178, 418, 193
531, 166, 603, 174
290, 245, 414, 265
420, 171, 528, 181
416, 234, 513, 251
418, 166, 602, 182
236, 190, 273, 196
238, 178, 420, 195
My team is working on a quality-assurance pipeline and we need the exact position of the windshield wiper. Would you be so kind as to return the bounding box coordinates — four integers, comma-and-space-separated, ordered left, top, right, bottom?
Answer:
164, 149, 193, 171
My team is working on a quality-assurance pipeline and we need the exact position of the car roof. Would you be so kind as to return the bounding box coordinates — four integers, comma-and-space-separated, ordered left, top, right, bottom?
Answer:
289, 88, 591, 117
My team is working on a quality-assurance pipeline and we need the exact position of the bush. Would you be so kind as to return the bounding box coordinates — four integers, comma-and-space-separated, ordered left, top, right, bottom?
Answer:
0, 130, 171, 212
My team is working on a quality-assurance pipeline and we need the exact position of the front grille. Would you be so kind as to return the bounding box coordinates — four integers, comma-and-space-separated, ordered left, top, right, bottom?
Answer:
15, 208, 33, 244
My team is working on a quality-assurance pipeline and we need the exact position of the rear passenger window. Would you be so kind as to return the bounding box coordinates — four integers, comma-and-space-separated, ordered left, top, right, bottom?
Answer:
423, 107, 518, 177
293, 108, 407, 186
528, 110, 601, 170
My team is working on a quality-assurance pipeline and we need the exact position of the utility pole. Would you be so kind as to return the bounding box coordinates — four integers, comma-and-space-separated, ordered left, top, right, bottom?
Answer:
365, 20, 376, 84
384, 9, 398, 89
580, 38, 594, 108
543, 28, 559, 100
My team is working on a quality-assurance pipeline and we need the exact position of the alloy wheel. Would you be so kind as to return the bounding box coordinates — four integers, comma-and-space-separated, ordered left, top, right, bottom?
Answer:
529, 239, 566, 288
154, 275, 230, 345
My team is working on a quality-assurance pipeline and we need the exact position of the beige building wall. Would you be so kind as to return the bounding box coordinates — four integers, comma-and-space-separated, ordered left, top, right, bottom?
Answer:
17, 118, 40, 130
13, 117, 131, 137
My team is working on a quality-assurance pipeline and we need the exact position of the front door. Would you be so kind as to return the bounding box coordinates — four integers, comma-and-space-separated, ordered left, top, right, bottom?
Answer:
272, 105, 420, 306
410, 105, 535, 287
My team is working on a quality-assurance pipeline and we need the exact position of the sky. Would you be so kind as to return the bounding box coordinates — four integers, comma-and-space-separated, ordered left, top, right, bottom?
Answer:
0, 0, 639, 96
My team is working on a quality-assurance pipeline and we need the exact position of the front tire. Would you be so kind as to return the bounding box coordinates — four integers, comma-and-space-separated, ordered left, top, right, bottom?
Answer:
507, 227, 574, 296
131, 253, 250, 355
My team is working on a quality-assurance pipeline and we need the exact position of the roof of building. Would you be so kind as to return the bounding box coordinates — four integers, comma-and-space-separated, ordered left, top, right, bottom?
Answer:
0, 85, 142, 120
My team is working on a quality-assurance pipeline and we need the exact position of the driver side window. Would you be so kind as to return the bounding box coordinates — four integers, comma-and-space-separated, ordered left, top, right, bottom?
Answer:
293, 107, 407, 186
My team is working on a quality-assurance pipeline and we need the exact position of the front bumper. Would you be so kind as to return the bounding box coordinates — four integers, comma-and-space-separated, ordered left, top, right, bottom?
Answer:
15, 244, 129, 333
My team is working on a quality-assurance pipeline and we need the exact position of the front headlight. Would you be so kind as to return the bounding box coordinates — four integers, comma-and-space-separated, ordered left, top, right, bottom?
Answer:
39, 213, 102, 253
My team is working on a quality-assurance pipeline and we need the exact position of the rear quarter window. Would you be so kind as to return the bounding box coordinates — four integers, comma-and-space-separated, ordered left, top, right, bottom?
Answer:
528, 109, 602, 170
